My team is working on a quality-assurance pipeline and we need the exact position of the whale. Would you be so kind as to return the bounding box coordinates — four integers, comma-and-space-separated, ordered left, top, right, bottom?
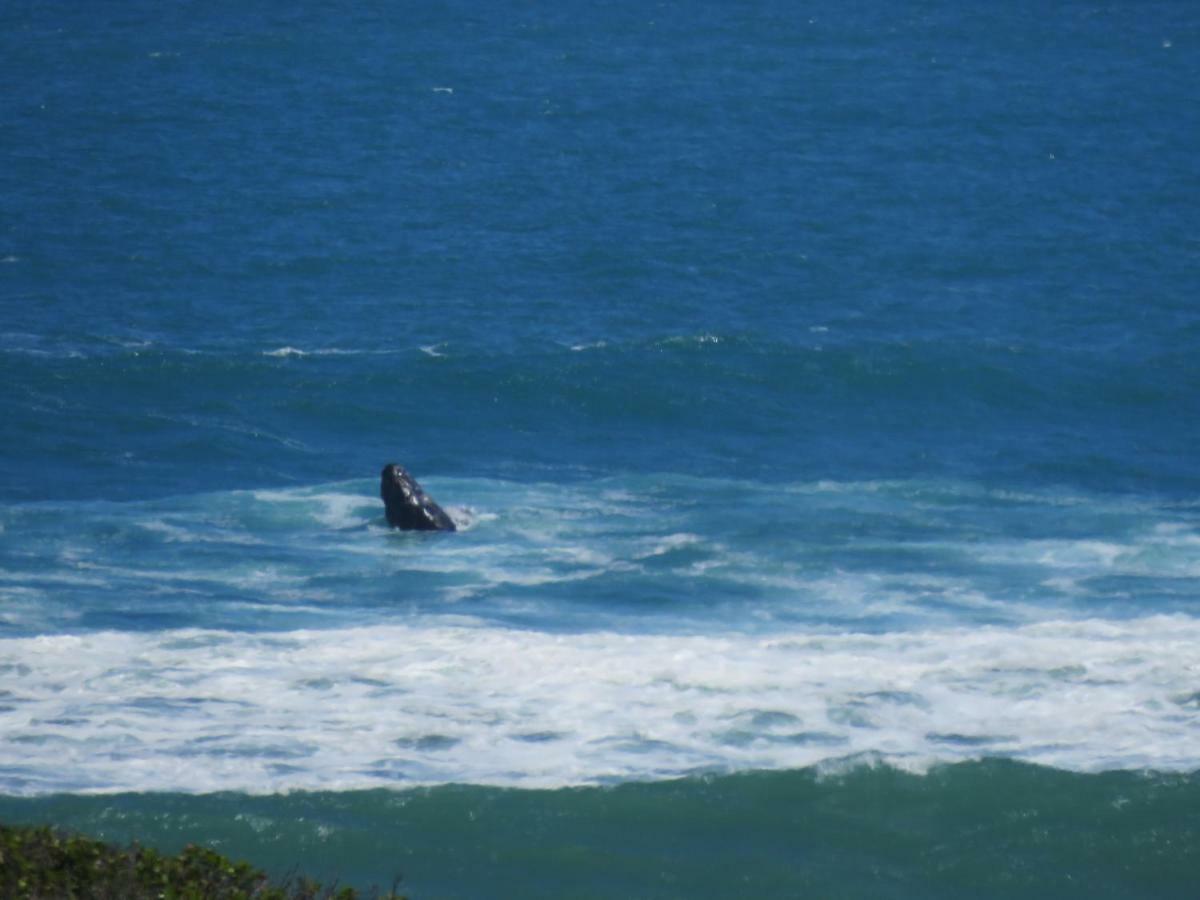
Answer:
380, 463, 457, 531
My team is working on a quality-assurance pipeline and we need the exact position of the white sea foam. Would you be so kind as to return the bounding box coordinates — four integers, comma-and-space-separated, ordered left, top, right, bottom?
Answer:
6, 473, 1197, 636
636, 533, 704, 558
136, 518, 264, 546
3, 346, 86, 359
659, 334, 722, 347
443, 506, 489, 530
0, 616, 1197, 795
303, 492, 376, 529
981, 531, 1200, 578
262, 347, 402, 358
4, 474, 1199, 793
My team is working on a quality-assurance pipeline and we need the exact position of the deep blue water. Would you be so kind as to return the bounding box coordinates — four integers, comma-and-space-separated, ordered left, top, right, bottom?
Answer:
2, 1, 1199, 895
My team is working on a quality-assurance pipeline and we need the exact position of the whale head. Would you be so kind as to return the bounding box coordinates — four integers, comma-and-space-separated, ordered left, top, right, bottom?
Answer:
380, 463, 456, 531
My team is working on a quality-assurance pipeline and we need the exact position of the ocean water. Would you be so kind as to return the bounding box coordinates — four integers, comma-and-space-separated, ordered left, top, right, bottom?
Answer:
2, 0, 1199, 896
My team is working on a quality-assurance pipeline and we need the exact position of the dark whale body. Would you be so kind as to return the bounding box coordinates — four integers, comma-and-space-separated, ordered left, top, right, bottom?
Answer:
380, 463, 456, 531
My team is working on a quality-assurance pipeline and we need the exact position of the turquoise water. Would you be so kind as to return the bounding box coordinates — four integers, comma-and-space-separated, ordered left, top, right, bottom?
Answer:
2, 762, 1198, 899
2, 0, 1199, 895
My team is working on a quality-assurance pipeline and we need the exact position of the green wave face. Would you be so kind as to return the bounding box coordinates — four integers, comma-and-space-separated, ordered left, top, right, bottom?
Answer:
3, 760, 1198, 899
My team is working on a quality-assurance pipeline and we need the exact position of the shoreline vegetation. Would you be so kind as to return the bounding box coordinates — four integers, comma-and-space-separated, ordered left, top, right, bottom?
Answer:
0, 823, 405, 900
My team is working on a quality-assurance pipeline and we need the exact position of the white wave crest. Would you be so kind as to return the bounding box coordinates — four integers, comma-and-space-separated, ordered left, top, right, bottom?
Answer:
0, 616, 1197, 795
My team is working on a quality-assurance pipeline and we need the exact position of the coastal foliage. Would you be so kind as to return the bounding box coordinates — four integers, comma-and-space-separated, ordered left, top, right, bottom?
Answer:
0, 824, 405, 899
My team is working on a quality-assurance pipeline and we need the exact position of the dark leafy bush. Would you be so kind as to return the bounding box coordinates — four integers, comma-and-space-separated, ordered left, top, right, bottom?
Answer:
0, 823, 405, 899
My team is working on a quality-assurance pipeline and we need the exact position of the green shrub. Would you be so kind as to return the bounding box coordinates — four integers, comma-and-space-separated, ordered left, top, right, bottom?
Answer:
0, 823, 405, 899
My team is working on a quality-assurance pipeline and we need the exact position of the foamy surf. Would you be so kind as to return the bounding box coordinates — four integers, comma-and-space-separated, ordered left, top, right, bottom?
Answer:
0, 615, 1196, 795
2, 475, 1199, 637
